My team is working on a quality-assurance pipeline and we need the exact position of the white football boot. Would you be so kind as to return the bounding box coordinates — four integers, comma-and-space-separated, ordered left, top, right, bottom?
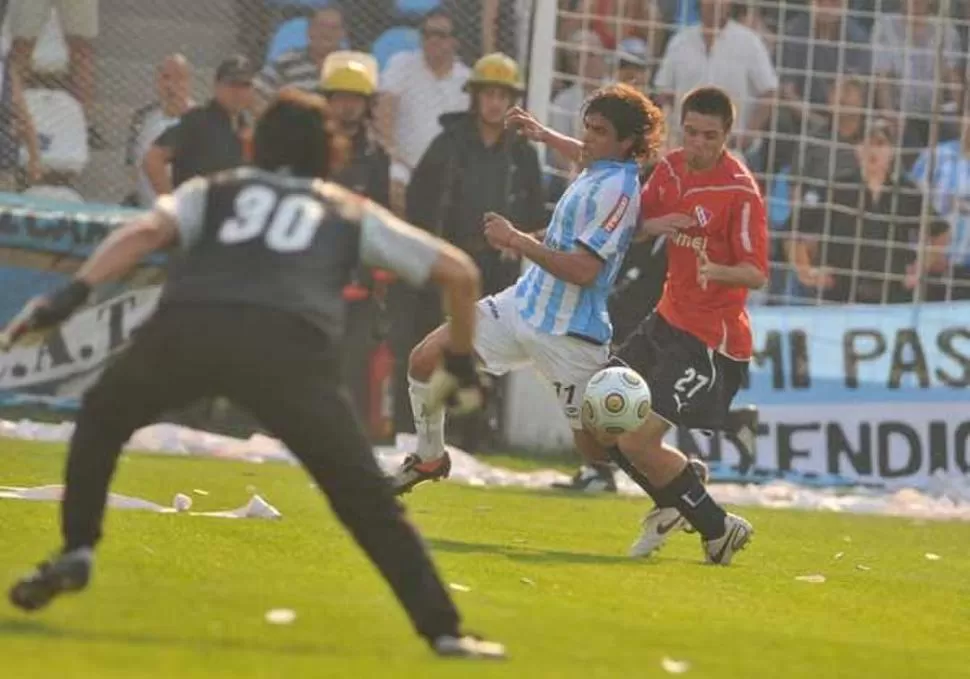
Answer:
629, 458, 709, 558
703, 513, 754, 565
432, 635, 507, 660
389, 452, 452, 495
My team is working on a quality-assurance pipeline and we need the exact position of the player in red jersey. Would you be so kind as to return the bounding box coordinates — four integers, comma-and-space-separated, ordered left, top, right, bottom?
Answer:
610, 86, 767, 563
508, 87, 762, 564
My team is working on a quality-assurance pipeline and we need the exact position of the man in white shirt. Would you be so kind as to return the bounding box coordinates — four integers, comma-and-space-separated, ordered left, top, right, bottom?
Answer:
376, 8, 470, 214
124, 54, 194, 207
653, 0, 778, 153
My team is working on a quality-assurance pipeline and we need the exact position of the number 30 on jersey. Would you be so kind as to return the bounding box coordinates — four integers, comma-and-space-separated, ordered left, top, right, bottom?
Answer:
218, 185, 325, 252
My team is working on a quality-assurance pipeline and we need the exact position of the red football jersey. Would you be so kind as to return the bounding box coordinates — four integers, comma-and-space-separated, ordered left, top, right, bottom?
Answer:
640, 150, 768, 360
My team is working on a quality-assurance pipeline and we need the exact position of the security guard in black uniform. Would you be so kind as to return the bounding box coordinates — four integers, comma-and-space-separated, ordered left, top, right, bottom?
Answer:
396, 52, 544, 449
2, 90, 505, 661
320, 52, 390, 206
320, 52, 393, 428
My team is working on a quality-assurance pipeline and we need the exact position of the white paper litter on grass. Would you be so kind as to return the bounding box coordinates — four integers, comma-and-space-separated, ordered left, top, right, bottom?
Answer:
925, 553, 942, 561
0, 484, 281, 520
264, 608, 296, 625
661, 657, 691, 674
448, 583, 471, 592
795, 574, 826, 583
6, 420, 970, 521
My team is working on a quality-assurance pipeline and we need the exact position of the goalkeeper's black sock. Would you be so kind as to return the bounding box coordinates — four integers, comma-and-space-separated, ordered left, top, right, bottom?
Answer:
654, 463, 727, 540
606, 446, 662, 503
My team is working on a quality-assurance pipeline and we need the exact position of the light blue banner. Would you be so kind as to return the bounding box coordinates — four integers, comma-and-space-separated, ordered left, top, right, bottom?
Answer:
0, 193, 163, 322
745, 303, 970, 405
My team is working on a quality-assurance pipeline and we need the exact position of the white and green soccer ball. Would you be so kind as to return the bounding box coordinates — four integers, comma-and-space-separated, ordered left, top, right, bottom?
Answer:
581, 366, 652, 435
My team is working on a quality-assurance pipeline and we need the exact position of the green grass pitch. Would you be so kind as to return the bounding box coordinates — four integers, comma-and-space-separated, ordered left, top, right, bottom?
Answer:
1, 440, 969, 678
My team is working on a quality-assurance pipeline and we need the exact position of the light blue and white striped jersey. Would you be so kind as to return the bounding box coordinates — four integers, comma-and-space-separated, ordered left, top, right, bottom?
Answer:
910, 141, 970, 267
514, 159, 641, 345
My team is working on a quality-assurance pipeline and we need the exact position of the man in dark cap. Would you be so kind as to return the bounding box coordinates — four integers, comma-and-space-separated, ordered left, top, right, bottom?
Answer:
142, 54, 256, 195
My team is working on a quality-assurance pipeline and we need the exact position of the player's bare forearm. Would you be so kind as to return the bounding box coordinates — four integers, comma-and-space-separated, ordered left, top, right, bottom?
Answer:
540, 128, 584, 165
430, 245, 481, 355
702, 262, 767, 290
76, 214, 178, 286
509, 232, 601, 286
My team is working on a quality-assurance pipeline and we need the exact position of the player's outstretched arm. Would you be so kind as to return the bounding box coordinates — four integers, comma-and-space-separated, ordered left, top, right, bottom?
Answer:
75, 174, 211, 288
636, 213, 696, 241
359, 202, 480, 353
0, 178, 207, 349
75, 212, 178, 288
505, 106, 583, 165
359, 201, 483, 413
0, 209, 178, 350
426, 245, 480, 355
483, 212, 602, 286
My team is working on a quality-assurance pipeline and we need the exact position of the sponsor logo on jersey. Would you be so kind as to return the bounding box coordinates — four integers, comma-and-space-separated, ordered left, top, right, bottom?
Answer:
670, 231, 709, 254
604, 195, 631, 232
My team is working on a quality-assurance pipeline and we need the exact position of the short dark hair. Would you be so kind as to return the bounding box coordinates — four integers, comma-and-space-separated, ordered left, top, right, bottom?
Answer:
421, 7, 453, 29
313, 5, 343, 21
680, 86, 736, 131
583, 83, 666, 161
253, 89, 347, 179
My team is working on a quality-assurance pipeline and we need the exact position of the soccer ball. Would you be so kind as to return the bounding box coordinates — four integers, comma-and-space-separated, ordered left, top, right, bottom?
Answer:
581, 366, 652, 435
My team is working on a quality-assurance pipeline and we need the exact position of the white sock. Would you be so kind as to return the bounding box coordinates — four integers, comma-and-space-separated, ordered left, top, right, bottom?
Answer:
65, 547, 94, 564
409, 376, 446, 462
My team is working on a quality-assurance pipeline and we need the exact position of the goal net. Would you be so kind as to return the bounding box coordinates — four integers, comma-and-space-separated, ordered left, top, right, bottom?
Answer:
535, 0, 970, 306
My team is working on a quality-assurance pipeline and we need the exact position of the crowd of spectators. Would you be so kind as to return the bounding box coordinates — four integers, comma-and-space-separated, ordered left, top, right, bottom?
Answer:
553, 0, 970, 302
2, 0, 969, 303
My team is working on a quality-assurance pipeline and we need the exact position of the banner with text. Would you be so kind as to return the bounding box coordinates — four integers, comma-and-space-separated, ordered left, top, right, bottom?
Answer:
0, 193, 161, 323
0, 193, 163, 408
506, 303, 970, 488
0, 286, 162, 402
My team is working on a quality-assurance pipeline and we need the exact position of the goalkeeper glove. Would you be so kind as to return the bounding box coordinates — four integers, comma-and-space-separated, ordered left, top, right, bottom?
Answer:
0, 279, 91, 351
426, 349, 488, 416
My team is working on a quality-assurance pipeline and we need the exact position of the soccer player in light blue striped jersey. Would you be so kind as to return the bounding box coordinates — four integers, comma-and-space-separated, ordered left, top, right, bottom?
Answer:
512, 156, 641, 343
390, 83, 666, 494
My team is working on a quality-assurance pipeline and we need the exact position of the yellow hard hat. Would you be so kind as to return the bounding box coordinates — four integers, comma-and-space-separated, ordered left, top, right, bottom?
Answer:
321, 51, 378, 96
465, 52, 524, 94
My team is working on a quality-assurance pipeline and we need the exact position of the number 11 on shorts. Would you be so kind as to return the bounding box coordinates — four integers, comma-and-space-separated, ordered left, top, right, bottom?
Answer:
554, 382, 576, 404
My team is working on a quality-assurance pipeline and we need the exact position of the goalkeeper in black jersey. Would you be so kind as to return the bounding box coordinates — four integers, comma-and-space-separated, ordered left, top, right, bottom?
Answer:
2, 90, 504, 660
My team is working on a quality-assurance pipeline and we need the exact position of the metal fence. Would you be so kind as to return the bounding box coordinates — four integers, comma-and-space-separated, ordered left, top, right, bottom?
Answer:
5, 0, 970, 305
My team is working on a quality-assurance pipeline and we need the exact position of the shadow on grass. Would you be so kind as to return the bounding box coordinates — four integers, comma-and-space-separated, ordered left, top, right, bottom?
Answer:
429, 538, 638, 565
0, 617, 330, 656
